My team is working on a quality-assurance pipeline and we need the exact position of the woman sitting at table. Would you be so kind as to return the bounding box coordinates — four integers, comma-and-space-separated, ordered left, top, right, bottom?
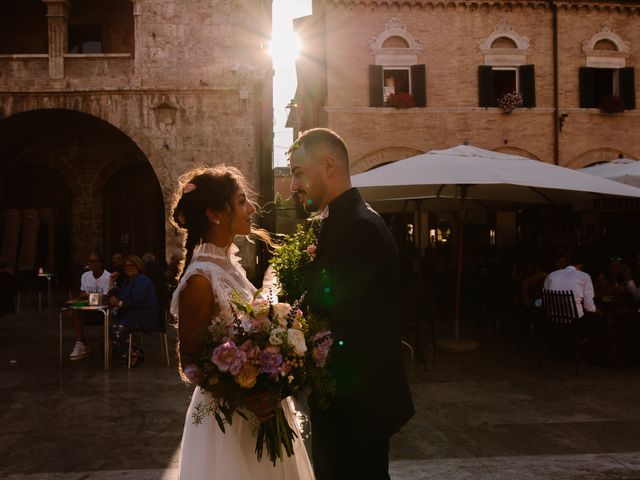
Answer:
109, 255, 158, 366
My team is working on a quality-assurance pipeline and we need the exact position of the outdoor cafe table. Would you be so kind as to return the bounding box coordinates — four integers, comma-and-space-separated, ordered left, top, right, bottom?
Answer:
59, 304, 111, 371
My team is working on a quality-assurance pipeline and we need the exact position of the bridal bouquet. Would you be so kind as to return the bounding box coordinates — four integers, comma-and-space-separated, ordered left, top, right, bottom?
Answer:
186, 290, 334, 465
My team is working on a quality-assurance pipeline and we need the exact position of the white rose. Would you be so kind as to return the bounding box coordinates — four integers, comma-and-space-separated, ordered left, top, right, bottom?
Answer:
287, 328, 307, 355
272, 303, 291, 326
269, 327, 285, 345
238, 313, 252, 332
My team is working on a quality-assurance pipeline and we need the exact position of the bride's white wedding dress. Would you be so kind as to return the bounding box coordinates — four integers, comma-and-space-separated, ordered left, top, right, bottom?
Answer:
170, 242, 315, 480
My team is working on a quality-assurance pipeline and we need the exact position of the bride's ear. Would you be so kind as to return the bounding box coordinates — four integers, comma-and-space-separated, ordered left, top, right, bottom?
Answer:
205, 208, 221, 225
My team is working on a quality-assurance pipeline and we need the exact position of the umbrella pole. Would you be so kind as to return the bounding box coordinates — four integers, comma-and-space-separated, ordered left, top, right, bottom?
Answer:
437, 185, 479, 353
454, 186, 467, 341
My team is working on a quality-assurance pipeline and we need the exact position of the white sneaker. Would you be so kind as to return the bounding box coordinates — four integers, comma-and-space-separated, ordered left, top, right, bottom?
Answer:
69, 341, 91, 360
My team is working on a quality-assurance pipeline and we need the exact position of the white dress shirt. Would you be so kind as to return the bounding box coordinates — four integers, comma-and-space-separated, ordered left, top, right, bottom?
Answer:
543, 266, 596, 318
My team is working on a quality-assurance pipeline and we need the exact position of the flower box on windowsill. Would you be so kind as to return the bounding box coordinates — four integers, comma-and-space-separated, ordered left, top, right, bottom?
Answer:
385, 92, 414, 109
598, 95, 625, 114
497, 91, 523, 114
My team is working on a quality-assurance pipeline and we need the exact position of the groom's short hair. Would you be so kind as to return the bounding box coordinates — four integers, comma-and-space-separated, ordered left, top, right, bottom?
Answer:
289, 128, 350, 174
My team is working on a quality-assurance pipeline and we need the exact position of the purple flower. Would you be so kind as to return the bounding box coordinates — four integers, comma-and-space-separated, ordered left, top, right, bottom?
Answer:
211, 341, 247, 376
183, 364, 201, 385
259, 345, 283, 375
312, 331, 333, 368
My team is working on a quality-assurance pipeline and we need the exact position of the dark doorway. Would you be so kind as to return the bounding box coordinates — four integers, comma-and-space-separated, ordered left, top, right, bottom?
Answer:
104, 163, 165, 260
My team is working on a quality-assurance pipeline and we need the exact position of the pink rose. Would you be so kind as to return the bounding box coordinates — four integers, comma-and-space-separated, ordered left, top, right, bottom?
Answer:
306, 244, 317, 261
212, 341, 247, 376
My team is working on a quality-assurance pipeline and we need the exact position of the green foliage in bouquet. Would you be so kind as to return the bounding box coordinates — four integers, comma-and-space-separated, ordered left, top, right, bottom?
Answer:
269, 223, 317, 303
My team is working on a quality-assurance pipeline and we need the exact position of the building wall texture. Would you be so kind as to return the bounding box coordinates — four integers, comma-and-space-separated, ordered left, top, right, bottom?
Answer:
0, 0, 271, 275
298, 0, 640, 173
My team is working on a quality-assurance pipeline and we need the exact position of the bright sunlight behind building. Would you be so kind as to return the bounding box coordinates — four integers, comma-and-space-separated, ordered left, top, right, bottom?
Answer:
272, 0, 311, 167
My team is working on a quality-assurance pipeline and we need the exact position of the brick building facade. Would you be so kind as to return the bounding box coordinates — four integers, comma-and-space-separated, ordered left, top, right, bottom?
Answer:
0, 0, 272, 282
290, 0, 639, 172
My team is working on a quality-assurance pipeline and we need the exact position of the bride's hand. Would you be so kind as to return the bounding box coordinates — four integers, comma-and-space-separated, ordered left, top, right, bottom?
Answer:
245, 392, 276, 421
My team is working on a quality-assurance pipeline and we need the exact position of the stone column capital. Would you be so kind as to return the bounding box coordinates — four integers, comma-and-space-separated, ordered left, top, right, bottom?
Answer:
42, 0, 70, 19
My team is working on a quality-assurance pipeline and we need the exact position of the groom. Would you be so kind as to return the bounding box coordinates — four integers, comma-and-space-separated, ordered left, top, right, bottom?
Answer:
289, 128, 414, 480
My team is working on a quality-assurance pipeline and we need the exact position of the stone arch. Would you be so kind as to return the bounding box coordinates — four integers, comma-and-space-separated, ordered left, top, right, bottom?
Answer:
582, 21, 630, 68
0, 108, 164, 280
0, 98, 157, 182
479, 18, 530, 66
351, 146, 424, 174
369, 18, 422, 66
492, 146, 541, 160
568, 148, 637, 169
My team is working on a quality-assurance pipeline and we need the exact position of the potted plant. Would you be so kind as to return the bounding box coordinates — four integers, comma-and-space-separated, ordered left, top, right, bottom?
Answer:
385, 92, 414, 109
598, 95, 625, 113
497, 91, 524, 114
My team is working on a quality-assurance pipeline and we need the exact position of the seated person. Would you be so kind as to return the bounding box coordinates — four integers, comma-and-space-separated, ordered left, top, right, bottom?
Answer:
68, 252, 111, 360
109, 255, 158, 366
596, 256, 627, 298
109, 252, 126, 289
0, 255, 16, 318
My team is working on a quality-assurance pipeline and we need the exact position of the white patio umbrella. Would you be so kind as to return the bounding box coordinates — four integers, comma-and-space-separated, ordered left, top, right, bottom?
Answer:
579, 158, 640, 188
352, 145, 640, 350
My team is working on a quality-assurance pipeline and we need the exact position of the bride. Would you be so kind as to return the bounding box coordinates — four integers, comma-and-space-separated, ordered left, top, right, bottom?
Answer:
170, 165, 314, 479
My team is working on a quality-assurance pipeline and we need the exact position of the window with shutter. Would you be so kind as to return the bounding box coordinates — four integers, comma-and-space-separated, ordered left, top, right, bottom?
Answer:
369, 65, 384, 107
478, 65, 494, 107
410, 64, 427, 107
620, 67, 636, 110
519, 65, 536, 107
579, 67, 596, 108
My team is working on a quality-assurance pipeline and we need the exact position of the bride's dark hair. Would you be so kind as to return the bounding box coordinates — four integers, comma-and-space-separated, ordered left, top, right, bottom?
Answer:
170, 164, 272, 281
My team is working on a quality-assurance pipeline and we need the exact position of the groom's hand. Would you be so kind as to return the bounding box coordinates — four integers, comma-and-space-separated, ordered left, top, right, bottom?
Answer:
245, 392, 276, 421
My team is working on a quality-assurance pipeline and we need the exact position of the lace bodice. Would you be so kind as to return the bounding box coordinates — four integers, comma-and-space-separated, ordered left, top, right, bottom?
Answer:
170, 242, 257, 322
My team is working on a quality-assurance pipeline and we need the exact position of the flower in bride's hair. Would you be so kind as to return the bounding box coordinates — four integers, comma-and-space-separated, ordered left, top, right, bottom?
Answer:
183, 183, 197, 194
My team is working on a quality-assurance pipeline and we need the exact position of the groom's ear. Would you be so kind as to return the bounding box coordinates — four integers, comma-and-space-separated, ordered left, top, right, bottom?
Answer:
321, 154, 338, 177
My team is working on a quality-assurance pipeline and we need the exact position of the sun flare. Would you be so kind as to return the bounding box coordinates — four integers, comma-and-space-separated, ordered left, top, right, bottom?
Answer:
268, 32, 302, 61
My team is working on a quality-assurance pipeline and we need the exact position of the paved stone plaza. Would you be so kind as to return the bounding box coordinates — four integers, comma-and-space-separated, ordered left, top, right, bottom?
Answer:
3, 309, 640, 479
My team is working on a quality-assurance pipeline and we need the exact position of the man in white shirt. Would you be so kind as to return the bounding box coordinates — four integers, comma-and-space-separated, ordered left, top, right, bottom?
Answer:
543, 258, 596, 318
69, 252, 111, 360
544, 255, 605, 362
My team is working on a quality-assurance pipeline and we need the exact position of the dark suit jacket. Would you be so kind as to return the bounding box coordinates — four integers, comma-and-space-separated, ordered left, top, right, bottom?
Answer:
305, 188, 414, 441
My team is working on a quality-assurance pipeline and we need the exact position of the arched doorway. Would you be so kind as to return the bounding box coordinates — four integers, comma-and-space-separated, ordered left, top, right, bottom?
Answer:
0, 109, 164, 286
104, 163, 165, 260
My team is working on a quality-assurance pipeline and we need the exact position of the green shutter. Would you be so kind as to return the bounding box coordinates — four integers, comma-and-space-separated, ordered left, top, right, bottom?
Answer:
619, 67, 636, 110
411, 64, 427, 107
519, 65, 536, 108
579, 67, 596, 108
369, 65, 383, 107
478, 65, 494, 107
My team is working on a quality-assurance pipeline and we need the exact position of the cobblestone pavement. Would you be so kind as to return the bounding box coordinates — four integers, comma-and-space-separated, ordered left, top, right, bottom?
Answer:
3, 308, 640, 479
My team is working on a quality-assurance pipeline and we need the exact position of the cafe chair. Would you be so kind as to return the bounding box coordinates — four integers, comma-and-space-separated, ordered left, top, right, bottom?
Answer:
540, 289, 587, 375
127, 307, 171, 369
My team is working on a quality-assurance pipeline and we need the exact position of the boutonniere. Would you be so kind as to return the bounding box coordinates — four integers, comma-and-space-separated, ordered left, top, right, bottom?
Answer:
305, 244, 317, 262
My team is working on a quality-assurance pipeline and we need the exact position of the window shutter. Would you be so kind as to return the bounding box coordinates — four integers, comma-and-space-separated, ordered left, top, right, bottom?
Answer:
619, 67, 636, 110
579, 67, 596, 108
411, 64, 427, 107
519, 64, 536, 108
369, 65, 384, 107
478, 65, 494, 107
